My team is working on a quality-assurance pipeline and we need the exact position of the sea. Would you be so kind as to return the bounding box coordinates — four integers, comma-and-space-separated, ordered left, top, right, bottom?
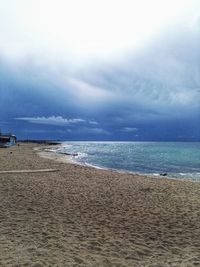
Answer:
52, 142, 200, 181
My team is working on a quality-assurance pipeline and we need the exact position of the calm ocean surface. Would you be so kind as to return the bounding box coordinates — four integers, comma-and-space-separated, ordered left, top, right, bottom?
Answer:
54, 142, 200, 181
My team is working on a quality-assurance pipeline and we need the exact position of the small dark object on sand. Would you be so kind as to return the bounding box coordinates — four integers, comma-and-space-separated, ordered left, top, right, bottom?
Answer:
10, 151, 13, 154
160, 172, 167, 176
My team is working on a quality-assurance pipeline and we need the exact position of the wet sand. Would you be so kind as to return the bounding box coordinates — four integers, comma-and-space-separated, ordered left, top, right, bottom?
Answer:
0, 143, 200, 266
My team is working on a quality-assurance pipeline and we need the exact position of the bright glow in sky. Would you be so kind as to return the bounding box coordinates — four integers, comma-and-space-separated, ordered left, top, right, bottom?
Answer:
0, 0, 199, 61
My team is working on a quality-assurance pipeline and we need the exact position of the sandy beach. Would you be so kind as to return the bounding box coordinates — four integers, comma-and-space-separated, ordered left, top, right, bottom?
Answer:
0, 143, 200, 267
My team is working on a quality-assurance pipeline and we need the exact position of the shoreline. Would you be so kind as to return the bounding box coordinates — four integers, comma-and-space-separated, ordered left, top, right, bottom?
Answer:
37, 142, 200, 183
1, 142, 200, 266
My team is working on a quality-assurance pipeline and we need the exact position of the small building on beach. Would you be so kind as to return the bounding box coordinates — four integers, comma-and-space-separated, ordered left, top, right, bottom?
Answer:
0, 133, 17, 148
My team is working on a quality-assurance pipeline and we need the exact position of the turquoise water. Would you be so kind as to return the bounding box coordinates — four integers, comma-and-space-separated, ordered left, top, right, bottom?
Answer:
55, 142, 200, 181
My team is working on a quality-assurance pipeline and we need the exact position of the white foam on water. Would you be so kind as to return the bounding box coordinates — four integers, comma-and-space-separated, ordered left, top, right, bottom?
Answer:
55, 142, 200, 182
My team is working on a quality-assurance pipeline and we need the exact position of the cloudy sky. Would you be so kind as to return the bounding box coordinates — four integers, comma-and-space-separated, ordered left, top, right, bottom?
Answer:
0, 0, 200, 141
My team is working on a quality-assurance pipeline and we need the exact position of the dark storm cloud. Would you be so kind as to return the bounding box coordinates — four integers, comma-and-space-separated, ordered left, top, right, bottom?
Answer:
0, 24, 200, 140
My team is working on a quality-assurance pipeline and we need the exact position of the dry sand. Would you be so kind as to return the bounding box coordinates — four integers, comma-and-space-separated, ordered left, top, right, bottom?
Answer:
0, 143, 200, 267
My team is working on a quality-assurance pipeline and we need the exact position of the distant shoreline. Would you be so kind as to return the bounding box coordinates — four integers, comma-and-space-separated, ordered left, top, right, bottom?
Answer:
19, 140, 61, 145
35, 142, 200, 183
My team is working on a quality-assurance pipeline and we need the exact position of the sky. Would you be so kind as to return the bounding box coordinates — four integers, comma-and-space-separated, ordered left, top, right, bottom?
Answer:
0, 0, 200, 141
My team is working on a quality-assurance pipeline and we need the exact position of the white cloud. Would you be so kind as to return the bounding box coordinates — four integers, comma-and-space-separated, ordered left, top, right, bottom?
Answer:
89, 121, 99, 125
0, 0, 199, 62
15, 116, 86, 126
82, 127, 110, 135
121, 127, 138, 133
68, 78, 114, 103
